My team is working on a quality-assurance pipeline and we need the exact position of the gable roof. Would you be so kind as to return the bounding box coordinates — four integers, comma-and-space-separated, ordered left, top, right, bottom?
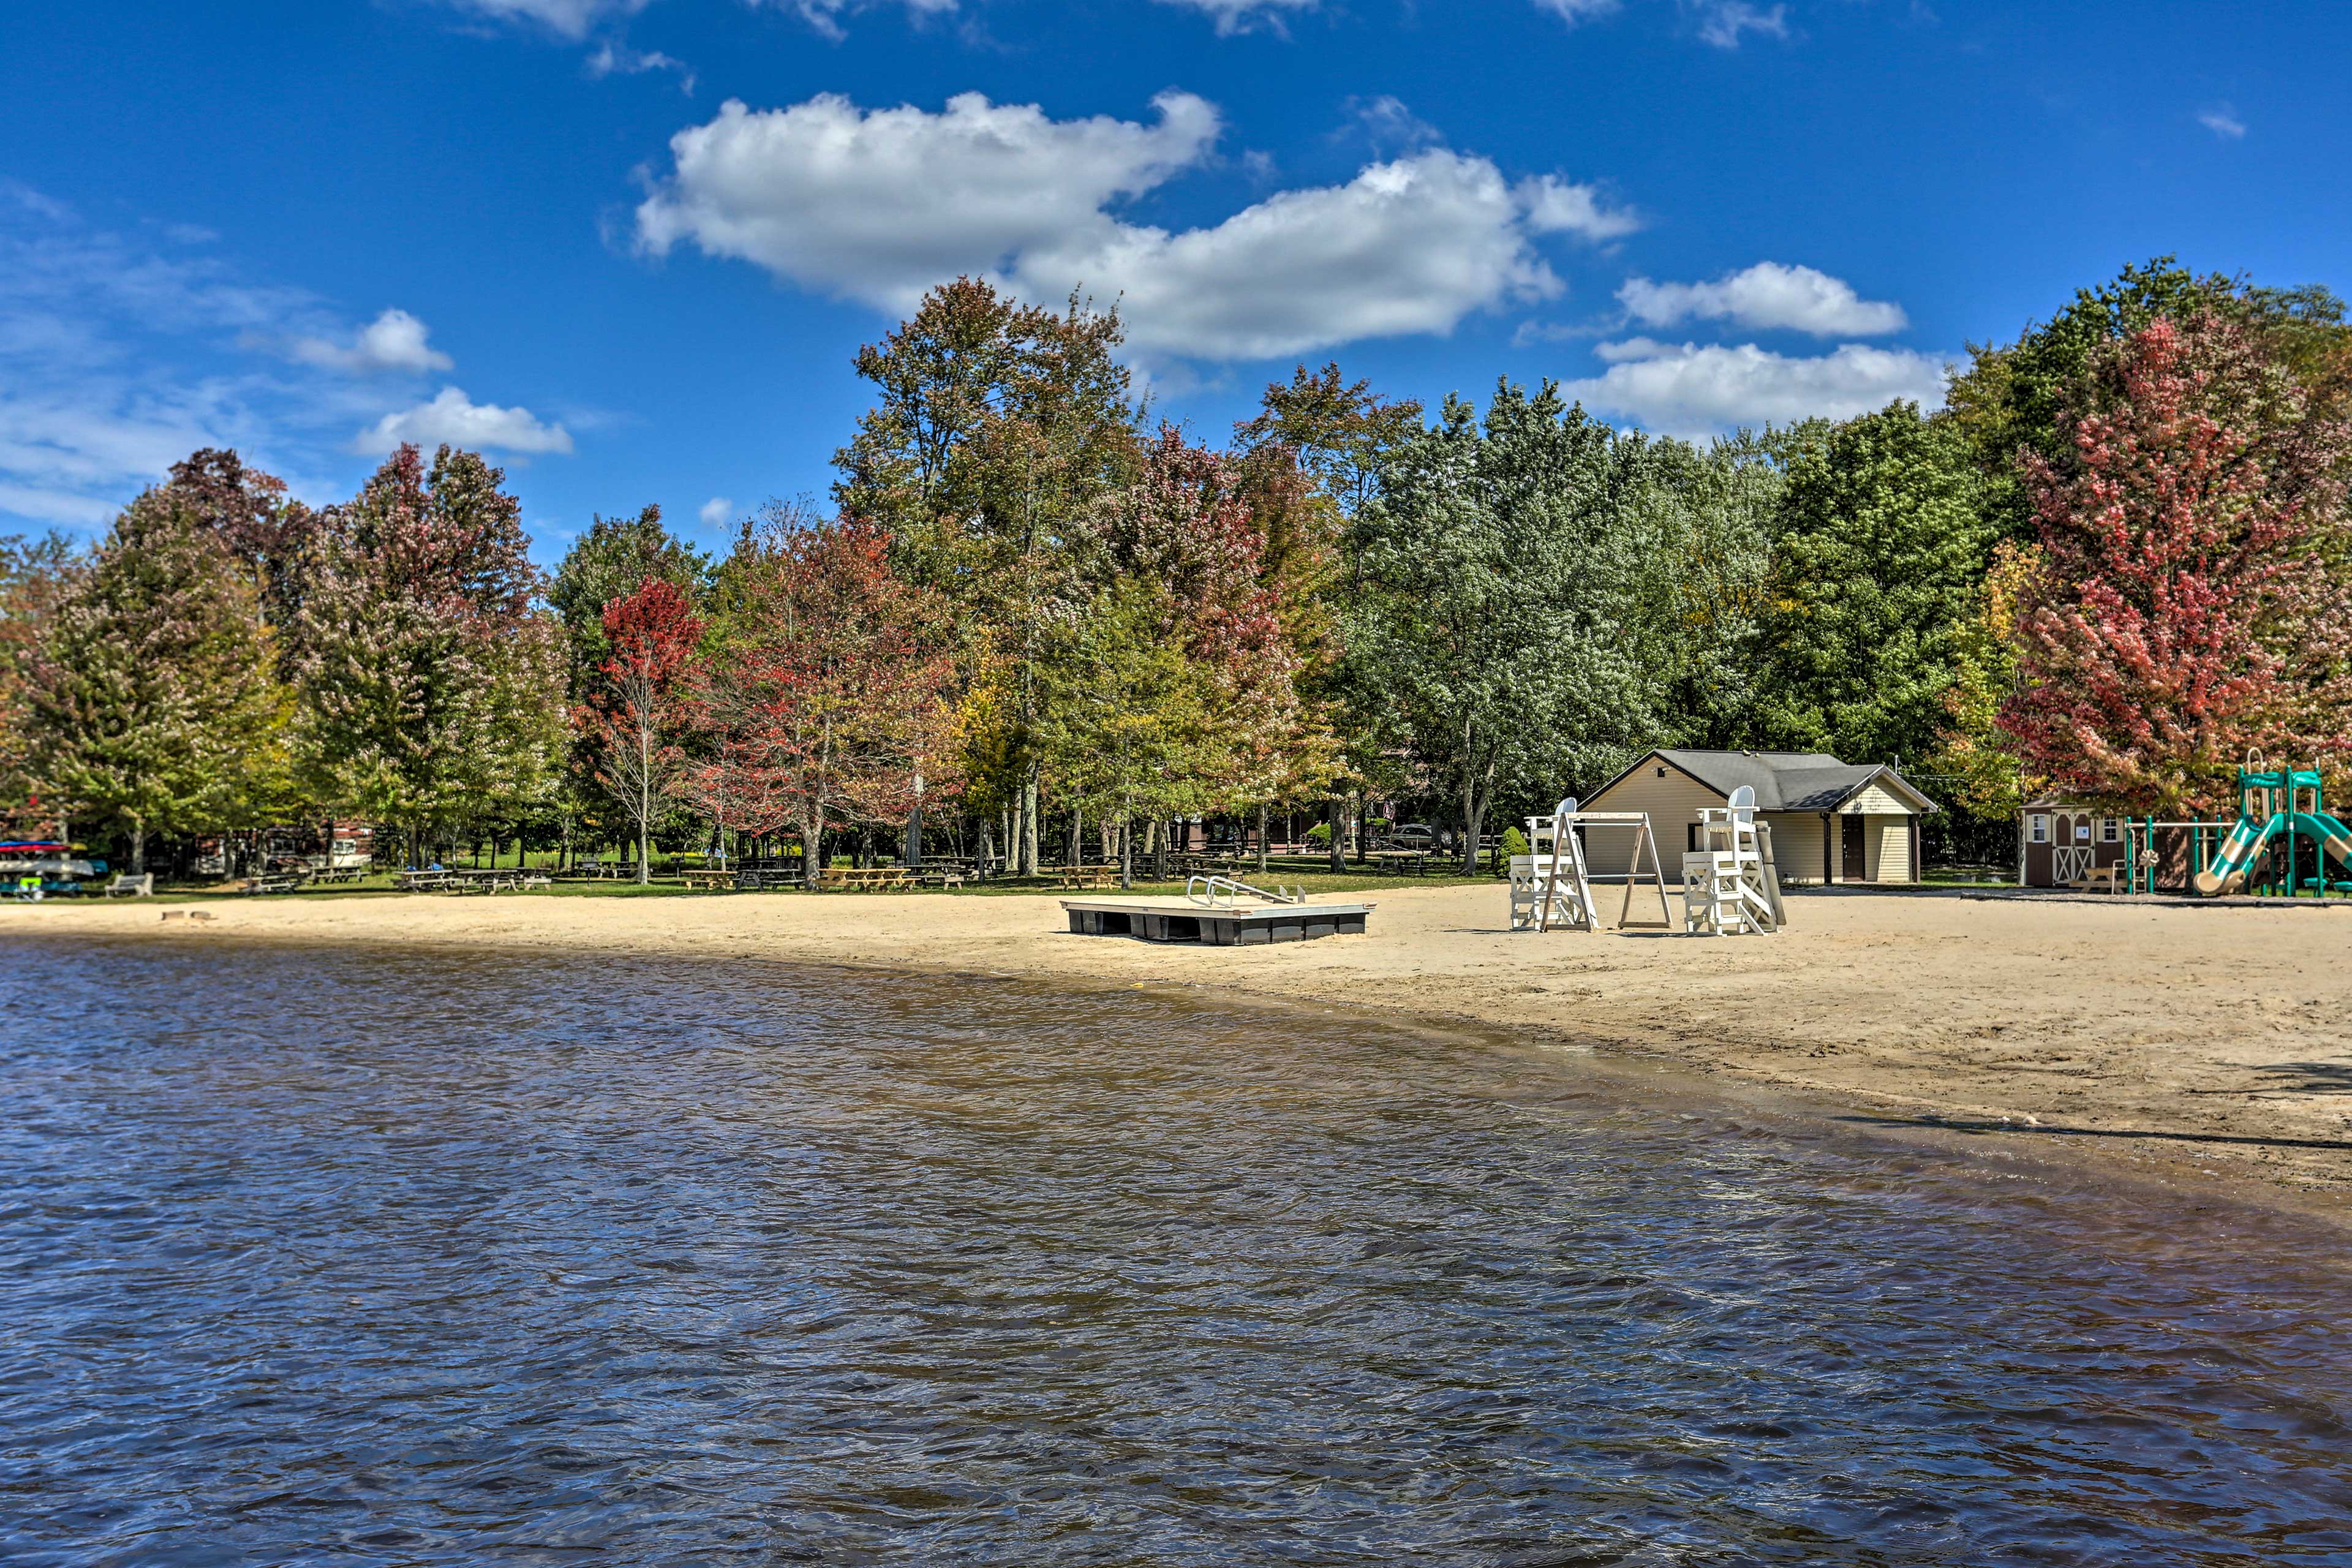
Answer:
1591, 748, 1937, 815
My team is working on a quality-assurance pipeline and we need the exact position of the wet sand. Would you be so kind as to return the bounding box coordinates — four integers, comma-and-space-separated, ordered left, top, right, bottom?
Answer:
16, 883, 2352, 1210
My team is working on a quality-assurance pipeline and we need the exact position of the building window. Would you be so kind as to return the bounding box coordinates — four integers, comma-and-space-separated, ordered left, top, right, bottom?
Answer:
2029, 815, 2049, 844
2101, 818, 2120, 843
1656, 766, 1668, 778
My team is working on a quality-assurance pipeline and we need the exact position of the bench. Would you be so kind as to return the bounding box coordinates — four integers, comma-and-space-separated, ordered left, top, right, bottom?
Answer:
105, 872, 155, 898
679, 869, 737, 891
395, 870, 458, 892
2071, 864, 2128, 894
244, 873, 306, 895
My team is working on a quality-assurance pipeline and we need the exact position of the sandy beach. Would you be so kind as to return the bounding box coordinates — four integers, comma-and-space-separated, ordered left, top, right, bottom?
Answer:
15, 883, 2352, 1212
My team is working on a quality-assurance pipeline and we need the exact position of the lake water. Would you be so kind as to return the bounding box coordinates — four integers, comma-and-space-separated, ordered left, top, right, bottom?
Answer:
3, 938, 2348, 1566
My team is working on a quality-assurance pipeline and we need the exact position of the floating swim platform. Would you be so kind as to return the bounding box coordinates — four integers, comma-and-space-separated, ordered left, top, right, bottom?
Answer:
1061, 896, 1374, 945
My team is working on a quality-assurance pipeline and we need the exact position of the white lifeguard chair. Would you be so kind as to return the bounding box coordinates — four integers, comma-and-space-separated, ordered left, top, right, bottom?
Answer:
1512, 797, 1674, 932
1680, 785, 1785, 935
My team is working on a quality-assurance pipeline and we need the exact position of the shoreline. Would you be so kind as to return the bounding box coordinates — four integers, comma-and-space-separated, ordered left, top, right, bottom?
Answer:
12, 883, 2352, 1231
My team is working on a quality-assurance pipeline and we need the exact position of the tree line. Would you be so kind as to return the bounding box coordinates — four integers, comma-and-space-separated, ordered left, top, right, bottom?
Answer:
2, 258, 2347, 882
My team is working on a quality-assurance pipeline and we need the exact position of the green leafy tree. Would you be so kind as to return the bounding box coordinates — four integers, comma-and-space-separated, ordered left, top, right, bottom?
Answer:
288, 444, 565, 862
1350, 381, 1668, 873
1615, 432, 1778, 751
1926, 540, 2043, 820
1029, 576, 1228, 881
1752, 401, 1992, 769
833, 278, 1141, 872
1237, 362, 1425, 868
20, 493, 290, 871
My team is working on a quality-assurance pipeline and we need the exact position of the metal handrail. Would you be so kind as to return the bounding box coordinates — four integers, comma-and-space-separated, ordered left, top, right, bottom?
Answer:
1185, 875, 1303, 908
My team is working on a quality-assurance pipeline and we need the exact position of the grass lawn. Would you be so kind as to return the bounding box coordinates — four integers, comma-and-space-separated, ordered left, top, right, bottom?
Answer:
85, 865, 1502, 903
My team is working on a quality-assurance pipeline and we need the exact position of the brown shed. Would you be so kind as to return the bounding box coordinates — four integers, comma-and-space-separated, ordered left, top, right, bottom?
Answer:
1578, 749, 1935, 885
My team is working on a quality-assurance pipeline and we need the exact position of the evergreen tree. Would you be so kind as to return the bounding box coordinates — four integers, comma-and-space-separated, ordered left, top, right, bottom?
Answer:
20, 493, 290, 871
288, 445, 565, 860
1752, 402, 1991, 769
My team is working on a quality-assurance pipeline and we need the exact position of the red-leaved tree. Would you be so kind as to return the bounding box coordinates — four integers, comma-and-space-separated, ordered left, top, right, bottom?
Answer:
698, 516, 959, 888
578, 575, 704, 883
1997, 313, 2352, 812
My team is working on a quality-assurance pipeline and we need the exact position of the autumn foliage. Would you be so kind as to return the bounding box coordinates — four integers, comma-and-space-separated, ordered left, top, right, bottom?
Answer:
1997, 314, 2352, 812
686, 515, 958, 886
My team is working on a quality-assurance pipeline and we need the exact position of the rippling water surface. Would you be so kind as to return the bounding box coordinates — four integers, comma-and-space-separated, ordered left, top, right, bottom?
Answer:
3, 938, 2349, 1566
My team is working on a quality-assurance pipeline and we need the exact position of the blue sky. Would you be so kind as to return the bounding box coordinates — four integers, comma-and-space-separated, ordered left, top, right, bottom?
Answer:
3, 0, 2343, 564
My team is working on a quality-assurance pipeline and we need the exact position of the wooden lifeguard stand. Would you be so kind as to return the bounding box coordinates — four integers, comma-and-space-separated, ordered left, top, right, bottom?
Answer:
1511, 797, 1675, 933
1680, 785, 1785, 935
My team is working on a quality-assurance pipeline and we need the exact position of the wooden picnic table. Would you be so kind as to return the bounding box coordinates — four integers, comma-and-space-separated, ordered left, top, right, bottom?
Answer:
679, 868, 736, 891
1368, 848, 1432, 875
820, 866, 917, 891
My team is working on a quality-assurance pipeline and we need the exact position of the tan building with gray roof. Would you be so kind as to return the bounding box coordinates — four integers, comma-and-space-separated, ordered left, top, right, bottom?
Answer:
1575, 748, 1936, 884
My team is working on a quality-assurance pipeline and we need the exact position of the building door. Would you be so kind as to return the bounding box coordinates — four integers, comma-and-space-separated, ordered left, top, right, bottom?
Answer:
1841, 815, 1866, 882
2052, 812, 2090, 883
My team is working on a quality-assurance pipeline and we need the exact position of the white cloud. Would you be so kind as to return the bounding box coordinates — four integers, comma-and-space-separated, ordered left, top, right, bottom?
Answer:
766, 0, 959, 42
1562, 339, 1950, 436
287, 308, 455, 375
1691, 0, 1787, 47
1536, 0, 1786, 43
1517, 175, 1643, 241
588, 43, 695, 93
1534, 0, 1622, 21
356, 388, 574, 456
435, 0, 649, 40
638, 91, 1628, 362
2198, 104, 2247, 140
699, 496, 733, 526
1618, 262, 1906, 336
1346, 94, 1439, 152
636, 91, 1222, 308
1155, 0, 1320, 35
1012, 150, 1564, 360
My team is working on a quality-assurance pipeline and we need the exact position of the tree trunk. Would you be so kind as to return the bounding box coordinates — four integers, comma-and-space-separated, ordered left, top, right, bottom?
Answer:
1354, 792, 1368, 866
130, 821, 146, 876
1257, 803, 1270, 875
1328, 798, 1348, 873
1461, 758, 1496, 876
905, 772, 925, 870
1070, 804, 1082, 869
800, 805, 824, 889
1120, 814, 1134, 889
1020, 772, 1040, 877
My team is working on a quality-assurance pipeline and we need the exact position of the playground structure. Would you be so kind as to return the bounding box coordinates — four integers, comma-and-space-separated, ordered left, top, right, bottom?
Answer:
1509, 799, 1675, 933
1679, 785, 1786, 936
2177, 762, 2352, 897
